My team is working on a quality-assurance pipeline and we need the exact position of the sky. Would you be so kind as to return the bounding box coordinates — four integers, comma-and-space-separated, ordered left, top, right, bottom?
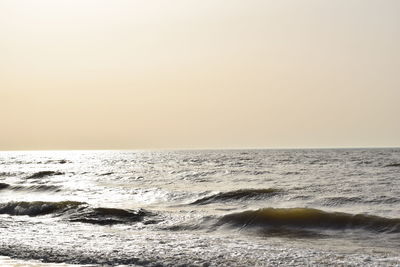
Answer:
0, 0, 399, 150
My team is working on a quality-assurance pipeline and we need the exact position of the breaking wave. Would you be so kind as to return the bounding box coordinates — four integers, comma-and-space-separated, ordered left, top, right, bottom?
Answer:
0, 201, 83, 216
0, 201, 156, 225
218, 208, 400, 233
68, 207, 156, 225
191, 188, 282, 205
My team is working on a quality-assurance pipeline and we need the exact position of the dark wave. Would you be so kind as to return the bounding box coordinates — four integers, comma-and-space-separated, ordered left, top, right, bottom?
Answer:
191, 188, 282, 205
0, 182, 61, 192
0, 201, 156, 225
366, 196, 400, 204
0, 183, 10, 190
44, 159, 70, 164
26, 171, 64, 179
69, 207, 156, 225
0, 201, 83, 216
99, 172, 114, 176
12, 184, 61, 192
0, 172, 16, 177
385, 163, 400, 167
282, 171, 301, 175
218, 208, 400, 233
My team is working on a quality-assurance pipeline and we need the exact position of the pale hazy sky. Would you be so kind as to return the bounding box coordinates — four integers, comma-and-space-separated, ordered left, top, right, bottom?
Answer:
1, 0, 399, 150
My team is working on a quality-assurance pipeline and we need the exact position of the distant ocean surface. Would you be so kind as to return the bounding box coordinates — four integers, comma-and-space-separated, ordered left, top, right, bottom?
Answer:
0, 149, 399, 266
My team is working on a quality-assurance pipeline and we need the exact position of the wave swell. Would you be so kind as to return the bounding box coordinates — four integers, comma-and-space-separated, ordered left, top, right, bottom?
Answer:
69, 207, 155, 225
0, 183, 61, 192
0, 201, 155, 225
26, 171, 64, 179
191, 188, 282, 205
218, 208, 400, 233
0, 201, 83, 216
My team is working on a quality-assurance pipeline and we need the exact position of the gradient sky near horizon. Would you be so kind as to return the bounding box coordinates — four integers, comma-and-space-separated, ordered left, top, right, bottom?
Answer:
1, 0, 399, 150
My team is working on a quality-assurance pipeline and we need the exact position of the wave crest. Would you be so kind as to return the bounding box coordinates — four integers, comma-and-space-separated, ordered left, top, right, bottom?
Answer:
0, 201, 156, 225
26, 171, 64, 179
385, 163, 400, 167
0, 201, 83, 216
191, 188, 282, 205
218, 207, 400, 233
69, 207, 155, 225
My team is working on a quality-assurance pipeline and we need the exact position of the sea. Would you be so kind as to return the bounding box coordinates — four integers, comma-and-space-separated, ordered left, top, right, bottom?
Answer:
0, 148, 399, 266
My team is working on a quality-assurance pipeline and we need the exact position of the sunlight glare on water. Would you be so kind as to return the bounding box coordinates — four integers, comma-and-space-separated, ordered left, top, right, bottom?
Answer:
0, 149, 399, 266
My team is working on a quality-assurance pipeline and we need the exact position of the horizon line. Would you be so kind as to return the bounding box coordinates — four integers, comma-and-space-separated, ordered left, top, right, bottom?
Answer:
0, 145, 399, 153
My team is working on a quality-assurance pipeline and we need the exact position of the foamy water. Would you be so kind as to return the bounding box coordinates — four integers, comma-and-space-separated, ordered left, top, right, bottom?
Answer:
0, 149, 399, 266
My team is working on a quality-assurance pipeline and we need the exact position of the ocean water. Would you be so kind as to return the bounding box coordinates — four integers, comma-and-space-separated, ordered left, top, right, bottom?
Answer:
0, 148, 399, 266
